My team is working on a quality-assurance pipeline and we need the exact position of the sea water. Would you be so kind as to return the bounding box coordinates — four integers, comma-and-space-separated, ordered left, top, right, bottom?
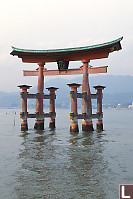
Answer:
0, 108, 133, 199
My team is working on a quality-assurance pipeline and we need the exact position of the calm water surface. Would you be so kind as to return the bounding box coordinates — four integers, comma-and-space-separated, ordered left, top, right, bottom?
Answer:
0, 108, 133, 199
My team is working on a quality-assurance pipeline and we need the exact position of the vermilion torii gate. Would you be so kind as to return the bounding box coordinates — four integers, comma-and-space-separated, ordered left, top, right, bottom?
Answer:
10, 37, 123, 131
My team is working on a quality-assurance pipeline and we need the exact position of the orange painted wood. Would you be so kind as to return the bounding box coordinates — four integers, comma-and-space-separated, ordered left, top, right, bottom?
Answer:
20, 50, 109, 63
23, 66, 107, 76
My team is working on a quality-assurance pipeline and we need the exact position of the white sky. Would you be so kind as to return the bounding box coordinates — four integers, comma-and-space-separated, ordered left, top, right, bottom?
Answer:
0, 0, 133, 92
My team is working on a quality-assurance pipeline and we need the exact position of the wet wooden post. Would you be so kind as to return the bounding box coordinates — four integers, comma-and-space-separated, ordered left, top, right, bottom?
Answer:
67, 83, 80, 133
82, 60, 94, 131
46, 87, 58, 129
93, 86, 106, 131
18, 85, 32, 131
34, 62, 45, 130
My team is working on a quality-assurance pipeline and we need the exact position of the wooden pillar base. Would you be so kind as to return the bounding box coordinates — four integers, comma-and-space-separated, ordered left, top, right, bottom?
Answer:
82, 121, 94, 132
21, 120, 28, 131
70, 122, 79, 133
34, 119, 44, 130
49, 119, 55, 129
96, 120, 103, 131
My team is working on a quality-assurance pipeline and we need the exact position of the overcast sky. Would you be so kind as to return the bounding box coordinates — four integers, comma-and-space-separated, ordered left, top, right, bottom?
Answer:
0, 0, 133, 92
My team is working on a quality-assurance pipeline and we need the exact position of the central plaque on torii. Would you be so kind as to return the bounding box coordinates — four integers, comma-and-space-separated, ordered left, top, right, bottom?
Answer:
10, 37, 123, 131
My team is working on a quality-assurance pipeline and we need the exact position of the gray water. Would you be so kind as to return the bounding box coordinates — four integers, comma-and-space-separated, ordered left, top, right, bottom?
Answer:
0, 108, 133, 199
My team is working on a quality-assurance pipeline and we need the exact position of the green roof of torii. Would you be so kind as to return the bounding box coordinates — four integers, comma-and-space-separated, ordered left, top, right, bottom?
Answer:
11, 37, 123, 55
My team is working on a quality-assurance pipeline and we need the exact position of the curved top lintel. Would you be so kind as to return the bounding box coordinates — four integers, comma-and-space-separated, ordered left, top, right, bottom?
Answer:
10, 37, 123, 63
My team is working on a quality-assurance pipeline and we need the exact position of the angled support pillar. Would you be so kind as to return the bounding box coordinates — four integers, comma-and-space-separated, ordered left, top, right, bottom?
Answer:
34, 62, 45, 130
68, 83, 81, 133
94, 85, 106, 131
82, 60, 94, 131
18, 85, 32, 131
46, 87, 58, 130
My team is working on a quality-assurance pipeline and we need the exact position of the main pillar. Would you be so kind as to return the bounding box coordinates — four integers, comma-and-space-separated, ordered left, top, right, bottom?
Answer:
94, 86, 105, 131
82, 60, 94, 131
46, 87, 58, 129
67, 83, 80, 133
34, 62, 45, 130
18, 85, 31, 131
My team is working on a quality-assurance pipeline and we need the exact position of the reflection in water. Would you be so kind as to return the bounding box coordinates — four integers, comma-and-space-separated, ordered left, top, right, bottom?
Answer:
16, 130, 56, 198
0, 109, 133, 199
68, 132, 107, 198
15, 129, 108, 199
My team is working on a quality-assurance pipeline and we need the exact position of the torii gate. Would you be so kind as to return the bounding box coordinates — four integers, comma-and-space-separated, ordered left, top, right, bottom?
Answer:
10, 37, 123, 131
